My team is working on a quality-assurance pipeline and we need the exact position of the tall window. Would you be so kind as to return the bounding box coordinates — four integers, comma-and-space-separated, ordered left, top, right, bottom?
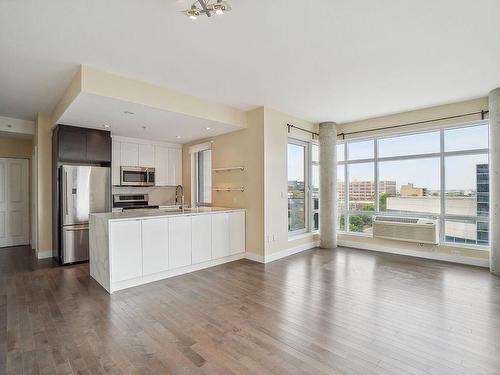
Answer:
288, 139, 319, 234
194, 148, 212, 207
337, 122, 489, 248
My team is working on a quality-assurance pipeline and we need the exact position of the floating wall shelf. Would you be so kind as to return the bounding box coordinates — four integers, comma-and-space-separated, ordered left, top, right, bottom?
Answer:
213, 187, 245, 192
213, 166, 245, 172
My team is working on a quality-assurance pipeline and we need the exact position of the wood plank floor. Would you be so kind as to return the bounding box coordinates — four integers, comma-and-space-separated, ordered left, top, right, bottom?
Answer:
1, 245, 500, 375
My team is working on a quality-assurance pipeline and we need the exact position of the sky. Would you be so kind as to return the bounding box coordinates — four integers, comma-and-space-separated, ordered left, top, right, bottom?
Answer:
288, 124, 489, 192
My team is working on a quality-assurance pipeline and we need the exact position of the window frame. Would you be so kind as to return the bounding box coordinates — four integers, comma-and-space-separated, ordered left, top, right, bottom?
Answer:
288, 138, 320, 236
337, 120, 490, 250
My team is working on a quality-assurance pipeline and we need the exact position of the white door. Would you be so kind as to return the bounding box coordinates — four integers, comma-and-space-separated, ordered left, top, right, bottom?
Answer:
229, 211, 246, 255
0, 158, 30, 247
138, 144, 155, 168
154, 146, 169, 186
168, 148, 182, 185
212, 213, 229, 259
191, 215, 212, 264
168, 216, 191, 269
142, 218, 169, 275
120, 142, 139, 167
110, 220, 142, 282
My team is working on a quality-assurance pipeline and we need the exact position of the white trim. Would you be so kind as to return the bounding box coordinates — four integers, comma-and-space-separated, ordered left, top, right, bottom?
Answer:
245, 251, 265, 263
37, 250, 52, 259
338, 240, 489, 268
189, 142, 212, 154
109, 252, 245, 293
111, 135, 181, 149
245, 241, 319, 264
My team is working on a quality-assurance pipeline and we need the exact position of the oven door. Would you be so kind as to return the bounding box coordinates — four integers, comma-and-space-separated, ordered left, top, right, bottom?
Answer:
120, 167, 149, 186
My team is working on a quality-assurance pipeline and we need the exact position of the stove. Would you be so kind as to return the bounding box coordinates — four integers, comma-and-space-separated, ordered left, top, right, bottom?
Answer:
113, 194, 158, 210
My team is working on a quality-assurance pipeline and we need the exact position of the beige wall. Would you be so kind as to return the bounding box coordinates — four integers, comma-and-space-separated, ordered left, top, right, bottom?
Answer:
337, 97, 490, 261
35, 113, 52, 256
183, 108, 265, 256
263, 108, 319, 255
0, 136, 32, 159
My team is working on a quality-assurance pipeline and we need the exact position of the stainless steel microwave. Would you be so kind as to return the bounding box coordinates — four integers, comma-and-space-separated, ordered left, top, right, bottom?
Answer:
120, 166, 155, 186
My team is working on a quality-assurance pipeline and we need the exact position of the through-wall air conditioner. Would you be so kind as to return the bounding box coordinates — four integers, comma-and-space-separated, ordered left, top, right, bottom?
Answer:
373, 216, 439, 244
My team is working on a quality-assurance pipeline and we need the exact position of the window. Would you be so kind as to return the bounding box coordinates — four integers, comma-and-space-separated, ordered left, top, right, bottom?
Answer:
191, 143, 212, 207
337, 122, 489, 248
288, 139, 319, 234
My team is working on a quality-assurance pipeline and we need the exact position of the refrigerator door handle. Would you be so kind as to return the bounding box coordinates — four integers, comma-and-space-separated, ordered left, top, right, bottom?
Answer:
64, 170, 69, 216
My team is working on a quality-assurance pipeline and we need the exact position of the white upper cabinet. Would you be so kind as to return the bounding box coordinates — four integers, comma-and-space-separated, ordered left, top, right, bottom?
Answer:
154, 146, 169, 186
138, 144, 155, 168
111, 138, 181, 187
229, 211, 246, 255
111, 140, 121, 186
120, 142, 139, 167
168, 148, 182, 186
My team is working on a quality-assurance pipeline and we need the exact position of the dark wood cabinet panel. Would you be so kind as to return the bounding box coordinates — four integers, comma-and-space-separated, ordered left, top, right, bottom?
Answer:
58, 126, 87, 161
86, 129, 111, 162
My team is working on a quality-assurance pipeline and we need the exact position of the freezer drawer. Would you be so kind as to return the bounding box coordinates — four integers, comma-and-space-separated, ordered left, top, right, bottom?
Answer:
62, 225, 89, 264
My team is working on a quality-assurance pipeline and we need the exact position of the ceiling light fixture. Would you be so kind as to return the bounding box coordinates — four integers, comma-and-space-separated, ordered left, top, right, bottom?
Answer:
176, 135, 182, 139
103, 124, 110, 128
124, 111, 135, 115
206, 127, 211, 130
182, 0, 231, 19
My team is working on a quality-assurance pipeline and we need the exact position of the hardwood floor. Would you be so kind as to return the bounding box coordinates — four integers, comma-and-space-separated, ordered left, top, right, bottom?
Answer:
1, 245, 499, 375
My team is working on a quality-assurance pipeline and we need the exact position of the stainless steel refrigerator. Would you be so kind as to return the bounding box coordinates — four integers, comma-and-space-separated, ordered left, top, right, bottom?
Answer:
60, 165, 110, 264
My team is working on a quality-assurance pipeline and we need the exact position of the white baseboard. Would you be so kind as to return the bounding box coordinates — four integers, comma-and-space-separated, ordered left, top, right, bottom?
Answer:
245, 241, 319, 264
37, 250, 53, 259
338, 240, 489, 268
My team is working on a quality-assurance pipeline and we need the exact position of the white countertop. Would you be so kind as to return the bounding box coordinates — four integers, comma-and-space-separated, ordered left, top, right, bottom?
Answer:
91, 206, 246, 222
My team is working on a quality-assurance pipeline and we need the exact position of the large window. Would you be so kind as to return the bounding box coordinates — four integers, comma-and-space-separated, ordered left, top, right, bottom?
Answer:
288, 139, 319, 234
338, 122, 489, 248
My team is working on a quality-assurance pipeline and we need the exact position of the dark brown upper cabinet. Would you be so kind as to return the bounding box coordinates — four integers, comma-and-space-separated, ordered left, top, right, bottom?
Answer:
55, 125, 111, 164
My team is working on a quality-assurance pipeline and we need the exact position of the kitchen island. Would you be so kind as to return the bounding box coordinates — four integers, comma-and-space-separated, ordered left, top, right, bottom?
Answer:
89, 207, 246, 293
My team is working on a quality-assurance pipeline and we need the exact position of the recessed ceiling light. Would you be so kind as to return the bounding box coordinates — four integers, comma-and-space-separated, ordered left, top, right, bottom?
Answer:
103, 124, 110, 128
124, 111, 135, 115
176, 135, 182, 139
206, 127, 211, 130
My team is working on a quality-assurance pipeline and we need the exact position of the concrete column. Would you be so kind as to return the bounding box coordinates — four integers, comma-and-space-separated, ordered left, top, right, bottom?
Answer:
319, 122, 337, 249
490, 88, 500, 275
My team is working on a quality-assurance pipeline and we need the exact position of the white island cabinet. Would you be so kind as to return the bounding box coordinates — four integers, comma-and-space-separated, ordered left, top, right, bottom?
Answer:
89, 208, 246, 293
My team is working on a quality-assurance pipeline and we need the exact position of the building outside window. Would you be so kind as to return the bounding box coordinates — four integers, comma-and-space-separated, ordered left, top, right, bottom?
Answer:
288, 139, 319, 234
337, 122, 489, 248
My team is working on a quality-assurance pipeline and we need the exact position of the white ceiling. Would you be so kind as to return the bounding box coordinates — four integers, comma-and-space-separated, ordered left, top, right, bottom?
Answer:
1, 0, 499, 124
59, 92, 240, 143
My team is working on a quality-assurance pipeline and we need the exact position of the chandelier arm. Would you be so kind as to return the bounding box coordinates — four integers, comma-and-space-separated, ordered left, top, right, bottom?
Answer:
197, 0, 212, 17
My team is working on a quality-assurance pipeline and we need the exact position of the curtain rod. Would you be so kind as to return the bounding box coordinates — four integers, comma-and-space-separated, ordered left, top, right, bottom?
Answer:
337, 110, 489, 140
287, 123, 319, 137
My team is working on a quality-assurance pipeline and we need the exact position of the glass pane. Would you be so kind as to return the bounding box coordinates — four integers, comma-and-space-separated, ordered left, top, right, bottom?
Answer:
337, 143, 345, 162
312, 144, 319, 163
445, 217, 489, 246
313, 212, 319, 231
348, 140, 374, 160
348, 163, 374, 211
288, 143, 306, 231
348, 213, 373, 234
444, 124, 488, 152
339, 213, 345, 231
312, 164, 319, 211
337, 164, 345, 212
197, 149, 212, 205
378, 131, 440, 158
378, 158, 440, 215
445, 154, 489, 217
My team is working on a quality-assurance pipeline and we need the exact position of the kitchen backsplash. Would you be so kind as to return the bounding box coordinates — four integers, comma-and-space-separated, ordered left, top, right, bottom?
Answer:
112, 185, 178, 206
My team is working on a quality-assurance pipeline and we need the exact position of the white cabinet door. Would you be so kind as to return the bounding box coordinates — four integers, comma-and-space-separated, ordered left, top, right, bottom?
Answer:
191, 215, 212, 264
212, 213, 229, 259
168, 216, 192, 269
120, 142, 139, 167
168, 148, 182, 186
138, 144, 155, 168
154, 146, 169, 186
229, 211, 246, 255
111, 140, 121, 185
142, 218, 169, 275
110, 220, 142, 282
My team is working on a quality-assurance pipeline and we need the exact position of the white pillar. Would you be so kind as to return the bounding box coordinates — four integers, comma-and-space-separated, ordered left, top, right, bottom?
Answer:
319, 122, 337, 249
490, 88, 500, 275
